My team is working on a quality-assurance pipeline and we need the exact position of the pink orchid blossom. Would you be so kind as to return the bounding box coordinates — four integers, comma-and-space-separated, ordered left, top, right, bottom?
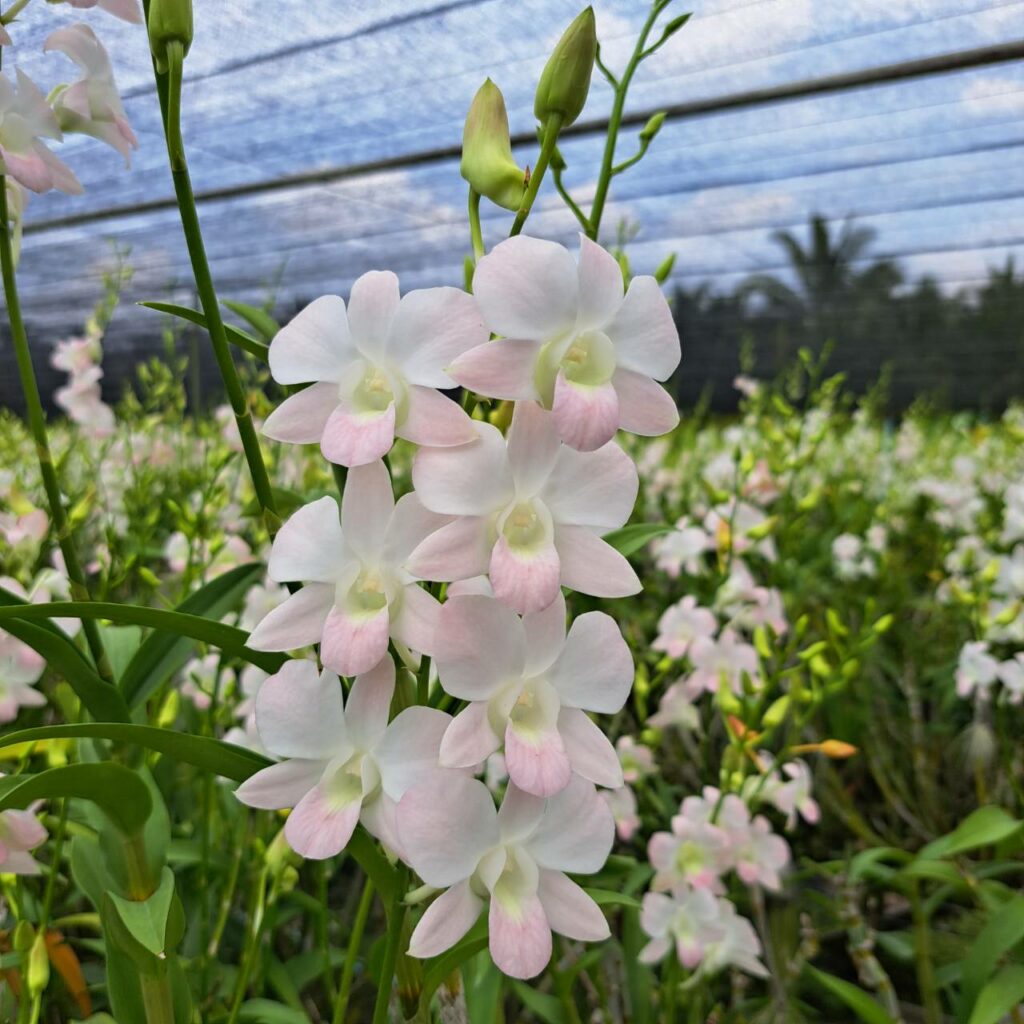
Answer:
45, 25, 137, 165
616, 735, 655, 783
0, 632, 47, 723
648, 679, 702, 731
717, 794, 790, 891
449, 235, 681, 451
0, 70, 80, 194
956, 641, 1000, 699
654, 519, 713, 577
0, 805, 47, 874
236, 658, 451, 859
398, 773, 613, 979
746, 760, 820, 831
247, 461, 447, 677
63, 0, 143, 22
263, 272, 487, 466
409, 401, 640, 614
648, 801, 731, 893
434, 591, 632, 796
686, 628, 760, 695
640, 886, 767, 977
653, 595, 717, 659
602, 784, 641, 841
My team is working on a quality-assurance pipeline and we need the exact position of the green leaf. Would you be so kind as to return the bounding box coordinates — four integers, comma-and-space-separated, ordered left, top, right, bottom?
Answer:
0, 764, 151, 835
140, 301, 269, 362
511, 980, 567, 1024
419, 918, 488, 1011
602, 522, 674, 557
585, 887, 641, 910
920, 807, 1023, 860
107, 867, 175, 957
805, 966, 899, 1024
222, 299, 279, 343
347, 827, 398, 903
102, 625, 142, 682
968, 965, 1024, 1024
958, 895, 1024, 1020
0, 725, 271, 783
120, 562, 271, 707
0, 591, 129, 722
237, 1000, 311, 1024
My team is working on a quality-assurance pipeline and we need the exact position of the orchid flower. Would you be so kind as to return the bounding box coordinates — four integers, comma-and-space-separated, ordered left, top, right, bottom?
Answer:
434, 591, 632, 796
745, 760, 821, 831
409, 401, 640, 614
956, 641, 1000, 699
0, 69, 80, 194
63, 0, 143, 22
236, 658, 451, 859
0, 805, 47, 874
247, 460, 447, 677
0, 632, 46, 723
449, 235, 681, 451
263, 271, 487, 466
717, 795, 790, 891
45, 25, 137, 165
648, 804, 730, 893
640, 886, 767, 977
652, 595, 717, 659
686, 628, 760, 695
398, 773, 613, 979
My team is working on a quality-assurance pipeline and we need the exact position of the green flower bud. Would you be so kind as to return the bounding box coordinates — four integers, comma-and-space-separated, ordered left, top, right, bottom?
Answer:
148, 0, 193, 73
534, 7, 597, 129
761, 695, 790, 730
639, 111, 666, 143
653, 252, 676, 284
27, 932, 49, 996
461, 80, 527, 212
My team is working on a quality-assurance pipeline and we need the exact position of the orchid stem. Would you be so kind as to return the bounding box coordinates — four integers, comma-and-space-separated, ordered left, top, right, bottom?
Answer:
0, 175, 114, 686
510, 112, 563, 237
149, 39, 281, 537
333, 876, 375, 1024
372, 883, 407, 1024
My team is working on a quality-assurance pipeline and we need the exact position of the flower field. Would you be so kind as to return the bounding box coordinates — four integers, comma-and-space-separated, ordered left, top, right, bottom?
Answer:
1, 1, 1023, 1022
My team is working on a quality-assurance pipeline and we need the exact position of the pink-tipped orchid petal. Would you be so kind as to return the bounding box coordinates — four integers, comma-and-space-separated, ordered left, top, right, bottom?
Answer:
345, 656, 395, 751
246, 584, 334, 652
408, 881, 484, 959
576, 234, 625, 330
473, 235, 579, 341
489, 534, 561, 616
320, 604, 390, 678
448, 339, 541, 400
554, 526, 641, 598
388, 286, 487, 388
412, 422, 513, 516
319, 401, 396, 468
235, 759, 325, 810
398, 386, 476, 448
269, 295, 351, 384
504, 723, 572, 798
557, 708, 624, 789
254, 660, 348, 761
613, 367, 680, 436
604, 275, 680, 380
548, 611, 633, 713
347, 271, 399, 361
551, 373, 620, 452
284, 784, 362, 860
434, 594, 525, 700
267, 497, 345, 584
342, 460, 394, 562
398, 775, 499, 887
488, 892, 552, 980
439, 702, 501, 768
537, 869, 610, 941
406, 516, 491, 582
262, 381, 339, 444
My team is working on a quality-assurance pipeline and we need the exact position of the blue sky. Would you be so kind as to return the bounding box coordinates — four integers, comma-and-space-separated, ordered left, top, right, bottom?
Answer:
5, 0, 1023, 341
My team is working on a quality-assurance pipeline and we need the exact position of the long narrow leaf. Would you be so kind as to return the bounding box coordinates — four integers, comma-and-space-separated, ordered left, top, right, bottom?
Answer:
139, 301, 268, 362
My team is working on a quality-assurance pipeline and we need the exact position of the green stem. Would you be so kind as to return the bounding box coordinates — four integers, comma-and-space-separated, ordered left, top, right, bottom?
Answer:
468, 188, 485, 262
333, 877, 375, 1024
151, 43, 281, 536
910, 880, 941, 1024
38, 800, 68, 931
552, 163, 591, 233
0, 0, 31, 24
0, 178, 114, 685
510, 112, 564, 237
372, 894, 406, 1024
587, 1, 663, 240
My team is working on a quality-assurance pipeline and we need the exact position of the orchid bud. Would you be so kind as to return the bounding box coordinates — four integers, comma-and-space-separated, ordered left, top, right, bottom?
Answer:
461, 79, 527, 212
534, 7, 597, 129
639, 111, 666, 143
761, 695, 790, 730
27, 932, 49, 996
147, 0, 192, 73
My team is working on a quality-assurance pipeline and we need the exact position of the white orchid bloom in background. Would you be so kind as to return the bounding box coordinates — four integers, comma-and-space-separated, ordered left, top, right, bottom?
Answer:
63, 0, 143, 22
398, 773, 613, 979
410, 401, 639, 614
449, 235, 681, 451
434, 591, 632, 796
263, 271, 487, 466
45, 24, 137, 165
247, 461, 447, 677
717, 795, 790, 891
236, 658, 451, 859
0, 69, 80, 194
0, 805, 47, 874
686, 628, 760, 695
653, 595, 717, 659
746, 760, 820, 830
0, 632, 47, 723
640, 886, 767, 977
955, 640, 1000, 699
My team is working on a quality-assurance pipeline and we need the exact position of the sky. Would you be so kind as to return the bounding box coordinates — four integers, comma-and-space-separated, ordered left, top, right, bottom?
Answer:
3, 0, 1023, 350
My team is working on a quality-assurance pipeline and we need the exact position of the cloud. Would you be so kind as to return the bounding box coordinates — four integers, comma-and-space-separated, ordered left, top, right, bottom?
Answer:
961, 76, 1024, 119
